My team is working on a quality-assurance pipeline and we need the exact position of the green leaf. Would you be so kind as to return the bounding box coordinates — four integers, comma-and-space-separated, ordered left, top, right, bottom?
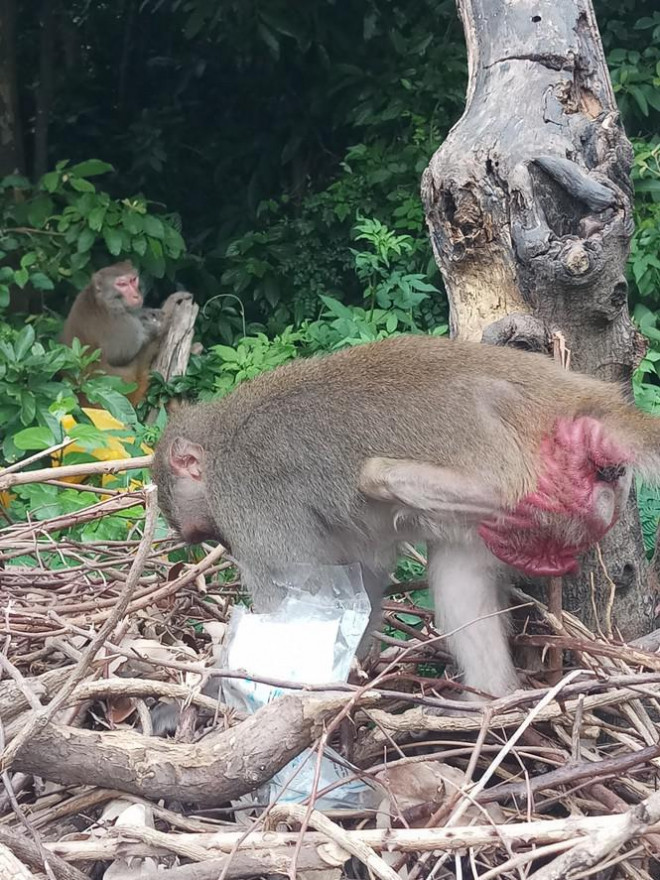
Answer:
41, 171, 60, 192
31, 272, 55, 291
85, 387, 137, 426
19, 390, 36, 426
14, 325, 36, 359
14, 267, 29, 288
132, 236, 147, 256
122, 212, 144, 235
212, 344, 241, 362
77, 226, 96, 253
69, 159, 114, 178
20, 252, 38, 269
69, 177, 95, 192
143, 215, 165, 239
103, 226, 123, 256
27, 195, 54, 227
69, 424, 109, 449
2, 173, 29, 189
13, 426, 56, 451
88, 206, 106, 231
629, 85, 649, 116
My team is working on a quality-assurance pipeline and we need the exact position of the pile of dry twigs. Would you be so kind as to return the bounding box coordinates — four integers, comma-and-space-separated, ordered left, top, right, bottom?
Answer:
1, 455, 660, 880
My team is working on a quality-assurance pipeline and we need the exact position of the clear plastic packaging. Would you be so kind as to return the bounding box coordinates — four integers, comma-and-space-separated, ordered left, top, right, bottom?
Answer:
222, 563, 379, 811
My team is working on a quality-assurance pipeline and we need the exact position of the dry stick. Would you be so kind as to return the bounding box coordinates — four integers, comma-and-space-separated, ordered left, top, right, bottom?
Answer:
43, 479, 124, 496
0, 484, 158, 772
0, 492, 145, 547
0, 454, 153, 491
423, 671, 584, 880
544, 333, 571, 687
284, 627, 463, 880
0, 688, 58, 880
0, 827, 86, 880
0, 843, 37, 879
400, 707, 496, 880
0, 437, 74, 478
270, 802, 399, 880
47, 815, 660, 861
546, 577, 564, 686
529, 788, 660, 880
477, 740, 660, 805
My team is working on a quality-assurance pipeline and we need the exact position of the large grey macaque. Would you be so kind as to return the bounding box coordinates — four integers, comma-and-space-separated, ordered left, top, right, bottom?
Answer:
151, 335, 660, 699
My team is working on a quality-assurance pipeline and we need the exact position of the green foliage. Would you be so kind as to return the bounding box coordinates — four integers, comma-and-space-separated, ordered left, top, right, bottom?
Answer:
0, 317, 149, 462
629, 141, 660, 307
609, 43, 660, 125
0, 160, 186, 309
145, 216, 447, 409
631, 318, 660, 553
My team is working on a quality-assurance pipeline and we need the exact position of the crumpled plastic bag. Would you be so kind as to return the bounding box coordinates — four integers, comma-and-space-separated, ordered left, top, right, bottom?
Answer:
222, 562, 380, 811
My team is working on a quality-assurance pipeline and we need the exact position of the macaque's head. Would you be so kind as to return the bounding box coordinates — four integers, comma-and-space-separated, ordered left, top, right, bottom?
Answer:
94, 262, 142, 310
140, 307, 165, 336
151, 428, 219, 545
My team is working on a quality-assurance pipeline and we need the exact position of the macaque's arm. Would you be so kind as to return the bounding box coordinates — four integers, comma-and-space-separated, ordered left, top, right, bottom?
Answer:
103, 315, 148, 367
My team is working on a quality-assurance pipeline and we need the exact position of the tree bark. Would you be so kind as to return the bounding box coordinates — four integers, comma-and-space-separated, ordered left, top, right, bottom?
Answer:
0, 0, 24, 176
146, 290, 199, 424
421, 0, 654, 639
11, 692, 372, 807
34, 0, 54, 180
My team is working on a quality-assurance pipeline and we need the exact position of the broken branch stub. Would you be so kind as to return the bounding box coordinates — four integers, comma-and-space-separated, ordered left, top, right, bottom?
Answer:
152, 290, 199, 383
422, 0, 653, 640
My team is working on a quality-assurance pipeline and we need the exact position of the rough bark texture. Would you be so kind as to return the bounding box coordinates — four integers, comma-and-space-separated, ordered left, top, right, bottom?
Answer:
146, 290, 199, 424
421, 0, 655, 638
151, 292, 199, 383
0, 0, 23, 176
12, 692, 372, 807
34, 0, 54, 180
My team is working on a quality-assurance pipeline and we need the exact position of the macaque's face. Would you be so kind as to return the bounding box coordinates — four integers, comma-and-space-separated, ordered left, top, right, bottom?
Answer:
114, 271, 142, 308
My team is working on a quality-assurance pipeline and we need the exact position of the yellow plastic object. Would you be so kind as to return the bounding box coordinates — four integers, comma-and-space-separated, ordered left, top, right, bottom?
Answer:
53, 408, 153, 486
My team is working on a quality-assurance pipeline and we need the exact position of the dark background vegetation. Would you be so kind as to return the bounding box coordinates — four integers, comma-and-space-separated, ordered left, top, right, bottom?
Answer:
1, 0, 660, 544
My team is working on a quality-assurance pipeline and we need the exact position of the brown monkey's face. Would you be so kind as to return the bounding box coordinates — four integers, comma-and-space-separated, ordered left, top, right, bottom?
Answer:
115, 271, 142, 308
151, 436, 220, 545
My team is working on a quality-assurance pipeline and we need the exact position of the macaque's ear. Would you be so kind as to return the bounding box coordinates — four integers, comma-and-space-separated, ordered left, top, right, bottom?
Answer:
359, 457, 502, 519
170, 438, 204, 480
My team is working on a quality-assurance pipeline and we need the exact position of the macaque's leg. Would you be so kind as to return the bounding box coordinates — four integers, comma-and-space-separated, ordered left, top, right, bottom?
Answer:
428, 540, 518, 698
360, 457, 503, 521
356, 566, 388, 660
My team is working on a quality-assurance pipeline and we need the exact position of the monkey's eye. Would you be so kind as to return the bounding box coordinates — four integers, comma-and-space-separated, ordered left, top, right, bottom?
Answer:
596, 465, 626, 483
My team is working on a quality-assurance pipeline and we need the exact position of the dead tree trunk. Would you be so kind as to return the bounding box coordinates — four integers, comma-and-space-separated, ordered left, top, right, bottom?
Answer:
421, 0, 655, 640
146, 290, 199, 424
0, 0, 23, 177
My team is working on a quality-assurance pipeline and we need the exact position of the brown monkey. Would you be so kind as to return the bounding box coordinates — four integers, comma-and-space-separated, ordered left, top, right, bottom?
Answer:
151, 335, 660, 699
61, 265, 188, 405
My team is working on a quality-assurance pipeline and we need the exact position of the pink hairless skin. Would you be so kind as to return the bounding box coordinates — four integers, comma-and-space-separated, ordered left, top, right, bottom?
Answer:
479, 417, 633, 576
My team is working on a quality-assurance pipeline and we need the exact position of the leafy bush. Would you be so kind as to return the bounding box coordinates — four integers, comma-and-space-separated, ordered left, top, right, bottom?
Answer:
0, 160, 186, 310
146, 216, 447, 407
629, 140, 660, 307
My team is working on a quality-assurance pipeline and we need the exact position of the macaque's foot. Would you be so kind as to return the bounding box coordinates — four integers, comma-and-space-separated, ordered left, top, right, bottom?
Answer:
350, 639, 381, 681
